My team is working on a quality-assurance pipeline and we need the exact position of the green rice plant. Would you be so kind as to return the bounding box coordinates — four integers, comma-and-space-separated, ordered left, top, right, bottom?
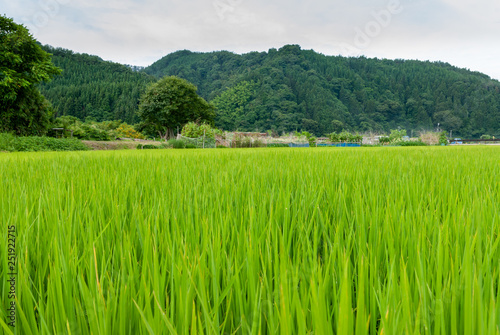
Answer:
0, 146, 499, 334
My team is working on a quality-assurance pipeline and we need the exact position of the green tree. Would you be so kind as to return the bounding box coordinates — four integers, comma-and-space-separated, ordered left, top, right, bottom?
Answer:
138, 76, 215, 139
0, 15, 61, 135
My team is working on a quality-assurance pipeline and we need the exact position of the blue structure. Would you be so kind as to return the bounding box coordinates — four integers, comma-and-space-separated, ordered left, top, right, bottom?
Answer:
317, 143, 361, 147
286, 142, 361, 148
289, 143, 310, 147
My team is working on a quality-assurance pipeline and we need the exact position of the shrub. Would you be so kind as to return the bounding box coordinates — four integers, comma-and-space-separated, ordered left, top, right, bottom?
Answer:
389, 129, 406, 142
253, 139, 265, 148
181, 122, 221, 139
395, 140, 427, 146
185, 143, 197, 149
439, 131, 448, 145
167, 139, 186, 149
329, 132, 340, 143
267, 143, 289, 148
0, 133, 16, 152
0, 134, 89, 152
379, 137, 391, 145
242, 137, 252, 148
141, 144, 159, 150
115, 123, 145, 139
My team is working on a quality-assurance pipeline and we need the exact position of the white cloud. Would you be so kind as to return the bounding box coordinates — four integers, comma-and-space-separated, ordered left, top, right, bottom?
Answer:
2, 0, 499, 79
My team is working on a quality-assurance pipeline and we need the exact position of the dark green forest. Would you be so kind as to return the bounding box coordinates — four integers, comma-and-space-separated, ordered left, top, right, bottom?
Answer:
39, 45, 154, 124
40, 44, 500, 137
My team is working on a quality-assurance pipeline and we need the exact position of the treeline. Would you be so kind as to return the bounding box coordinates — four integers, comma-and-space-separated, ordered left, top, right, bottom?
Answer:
38, 45, 154, 124
146, 45, 500, 137
39, 45, 500, 137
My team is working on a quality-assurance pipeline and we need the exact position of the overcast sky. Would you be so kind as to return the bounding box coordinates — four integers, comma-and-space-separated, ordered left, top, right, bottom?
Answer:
3, 0, 500, 80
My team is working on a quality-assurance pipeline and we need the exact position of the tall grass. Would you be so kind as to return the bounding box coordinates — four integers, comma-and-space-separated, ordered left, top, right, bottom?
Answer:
1, 147, 499, 334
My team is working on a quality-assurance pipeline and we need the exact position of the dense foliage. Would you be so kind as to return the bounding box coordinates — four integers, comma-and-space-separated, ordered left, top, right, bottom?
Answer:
0, 15, 61, 135
39, 45, 154, 123
138, 76, 215, 139
35, 44, 499, 138
181, 122, 221, 139
0, 132, 88, 152
51, 116, 145, 141
146, 45, 500, 137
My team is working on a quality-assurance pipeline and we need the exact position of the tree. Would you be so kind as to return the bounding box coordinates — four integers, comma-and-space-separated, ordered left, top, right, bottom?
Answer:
433, 110, 463, 131
0, 15, 61, 135
138, 76, 215, 139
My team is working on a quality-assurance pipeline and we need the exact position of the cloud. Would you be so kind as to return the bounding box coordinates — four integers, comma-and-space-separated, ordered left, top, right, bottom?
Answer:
2, 0, 499, 79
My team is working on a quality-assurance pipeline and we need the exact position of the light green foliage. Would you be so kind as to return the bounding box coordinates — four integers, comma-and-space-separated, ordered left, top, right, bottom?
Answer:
329, 131, 362, 143
439, 131, 448, 145
1, 147, 499, 333
389, 128, 407, 142
52, 116, 145, 141
0, 15, 61, 135
301, 131, 317, 146
138, 76, 215, 140
212, 81, 259, 130
181, 122, 220, 139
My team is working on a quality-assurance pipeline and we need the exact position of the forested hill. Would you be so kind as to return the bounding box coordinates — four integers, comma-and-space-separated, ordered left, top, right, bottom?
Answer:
38, 44, 499, 137
145, 45, 500, 137
39, 45, 154, 124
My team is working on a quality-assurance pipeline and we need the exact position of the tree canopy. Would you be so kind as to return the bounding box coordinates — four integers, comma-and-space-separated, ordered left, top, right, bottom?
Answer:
34, 44, 500, 138
146, 45, 500, 137
137, 76, 215, 139
0, 15, 61, 135
39, 45, 154, 123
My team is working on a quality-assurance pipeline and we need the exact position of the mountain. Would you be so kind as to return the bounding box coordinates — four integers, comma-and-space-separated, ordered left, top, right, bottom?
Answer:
145, 45, 500, 137
40, 44, 500, 137
39, 45, 154, 124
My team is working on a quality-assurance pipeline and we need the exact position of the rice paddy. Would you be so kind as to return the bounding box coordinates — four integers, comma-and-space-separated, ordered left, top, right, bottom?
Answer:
1, 146, 499, 334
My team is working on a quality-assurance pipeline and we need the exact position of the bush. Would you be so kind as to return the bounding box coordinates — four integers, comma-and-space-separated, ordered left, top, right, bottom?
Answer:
52, 116, 145, 141
253, 139, 265, 148
439, 131, 448, 145
395, 140, 427, 146
242, 137, 252, 148
0, 134, 89, 152
379, 137, 391, 144
167, 139, 186, 149
181, 122, 221, 139
216, 145, 228, 149
115, 123, 145, 139
267, 143, 289, 148
185, 143, 197, 149
0, 133, 16, 152
141, 144, 160, 150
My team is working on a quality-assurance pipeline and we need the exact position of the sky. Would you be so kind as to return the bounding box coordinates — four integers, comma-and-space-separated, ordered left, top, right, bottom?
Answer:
2, 0, 500, 80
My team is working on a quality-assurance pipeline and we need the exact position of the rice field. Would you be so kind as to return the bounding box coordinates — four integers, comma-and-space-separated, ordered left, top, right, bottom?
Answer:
1, 146, 499, 334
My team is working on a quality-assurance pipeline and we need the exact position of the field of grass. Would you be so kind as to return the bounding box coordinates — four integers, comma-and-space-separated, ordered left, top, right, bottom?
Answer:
1, 146, 499, 334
